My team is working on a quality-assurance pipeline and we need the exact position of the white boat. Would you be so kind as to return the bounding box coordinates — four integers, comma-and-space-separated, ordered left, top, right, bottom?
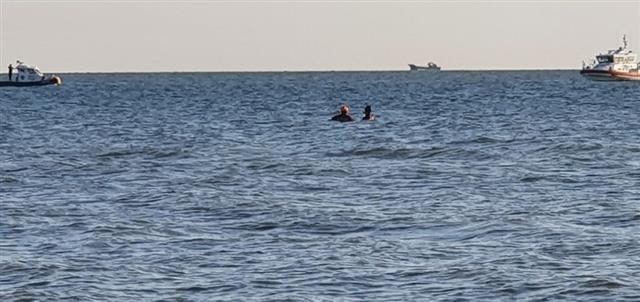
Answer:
1, 60, 62, 87
580, 35, 640, 81
409, 62, 441, 71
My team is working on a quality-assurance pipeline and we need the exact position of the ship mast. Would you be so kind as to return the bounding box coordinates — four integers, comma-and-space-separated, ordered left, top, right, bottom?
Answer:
623, 34, 628, 49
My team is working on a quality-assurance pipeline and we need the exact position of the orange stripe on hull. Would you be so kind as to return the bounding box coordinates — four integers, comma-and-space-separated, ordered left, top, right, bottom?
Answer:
609, 70, 640, 81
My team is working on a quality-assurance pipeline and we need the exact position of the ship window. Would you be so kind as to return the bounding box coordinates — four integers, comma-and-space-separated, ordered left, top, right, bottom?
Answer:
597, 55, 613, 63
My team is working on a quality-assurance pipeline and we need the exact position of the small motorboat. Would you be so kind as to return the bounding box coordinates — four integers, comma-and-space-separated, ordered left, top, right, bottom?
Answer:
580, 35, 639, 81
409, 62, 441, 71
0, 60, 62, 87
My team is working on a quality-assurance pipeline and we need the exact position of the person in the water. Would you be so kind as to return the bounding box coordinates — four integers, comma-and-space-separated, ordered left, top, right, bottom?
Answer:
331, 105, 354, 122
362, 104, 375, 121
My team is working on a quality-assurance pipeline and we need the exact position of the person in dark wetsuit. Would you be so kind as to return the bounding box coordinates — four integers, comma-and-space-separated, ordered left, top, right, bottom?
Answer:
8, 64, 13, 81
331, 105, 354, 122
362, 104, 375, 121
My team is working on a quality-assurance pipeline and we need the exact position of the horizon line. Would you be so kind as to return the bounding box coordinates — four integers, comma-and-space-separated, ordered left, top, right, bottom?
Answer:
47, 68, 581, 74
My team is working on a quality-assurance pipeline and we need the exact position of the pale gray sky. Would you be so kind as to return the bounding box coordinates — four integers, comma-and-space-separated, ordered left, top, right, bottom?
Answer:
1, 0, 639, 72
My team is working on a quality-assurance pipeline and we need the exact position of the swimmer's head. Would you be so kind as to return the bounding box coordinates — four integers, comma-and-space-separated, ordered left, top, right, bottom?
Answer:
340, 105, 349, 114
364, 105, 372, 114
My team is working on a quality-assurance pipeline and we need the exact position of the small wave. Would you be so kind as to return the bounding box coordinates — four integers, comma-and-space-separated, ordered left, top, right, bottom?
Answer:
313, 167, 351, 176
24, 281, 50, 287
520, 176, 545, 182
233, 221, 279, 232
581, 278, 627, 289
175, 285, 210, 292
97, 149, 147, 158
350, 147, 416, 158
150, 149, 185, 159
52, 160, 86, 169
326, 146, 451, 160
0, 177, 20, 183
287, 221, 377, 236
548, 142, 604, 152
450, 136, 512, 145
246, 162, 287, 171
3, 167, 28, 173
97, 147, 187, 160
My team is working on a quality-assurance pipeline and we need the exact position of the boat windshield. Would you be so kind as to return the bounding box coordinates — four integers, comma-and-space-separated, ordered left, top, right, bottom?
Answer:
597, 55, 613, 63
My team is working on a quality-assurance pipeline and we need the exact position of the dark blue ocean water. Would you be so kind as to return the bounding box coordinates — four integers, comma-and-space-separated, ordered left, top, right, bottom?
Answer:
1, 71, 639, 301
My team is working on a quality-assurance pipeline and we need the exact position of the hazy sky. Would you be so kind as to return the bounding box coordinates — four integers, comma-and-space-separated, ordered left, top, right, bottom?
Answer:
1, 0, 639, 72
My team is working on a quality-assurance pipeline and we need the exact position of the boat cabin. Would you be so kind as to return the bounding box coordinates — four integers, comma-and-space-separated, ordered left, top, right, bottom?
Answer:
586, 36, 638, 72
11, 61, 45, 82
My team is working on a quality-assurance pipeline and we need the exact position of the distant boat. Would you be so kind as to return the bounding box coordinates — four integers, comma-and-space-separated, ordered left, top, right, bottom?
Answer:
580, 35, 640, 81
409, 62, 441, 71
0, 60, 62, 87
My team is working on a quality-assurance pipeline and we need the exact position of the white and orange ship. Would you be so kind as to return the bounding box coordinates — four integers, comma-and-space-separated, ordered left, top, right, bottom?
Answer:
580, 35, 639, 81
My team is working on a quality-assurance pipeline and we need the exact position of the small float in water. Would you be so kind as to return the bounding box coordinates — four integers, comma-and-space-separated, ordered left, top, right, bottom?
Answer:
0, 60, 62, 87
580, 35, 640, 81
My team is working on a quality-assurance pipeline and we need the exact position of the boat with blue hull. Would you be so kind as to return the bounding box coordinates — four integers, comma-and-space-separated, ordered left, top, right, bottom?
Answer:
1, 60, 62, 87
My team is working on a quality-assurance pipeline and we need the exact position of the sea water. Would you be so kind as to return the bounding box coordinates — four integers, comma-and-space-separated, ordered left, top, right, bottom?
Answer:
1, 71, 639, 301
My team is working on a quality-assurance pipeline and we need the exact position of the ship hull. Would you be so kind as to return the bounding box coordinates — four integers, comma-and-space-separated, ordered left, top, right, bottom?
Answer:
609, 69, 640, 81
0, 77, 61, 87
580, 69, 617, 81
409, 64, 441, 71
580, 69, 640, 81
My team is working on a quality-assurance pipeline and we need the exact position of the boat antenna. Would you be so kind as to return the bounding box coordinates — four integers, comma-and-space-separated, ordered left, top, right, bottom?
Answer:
623, 34, 628, 49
